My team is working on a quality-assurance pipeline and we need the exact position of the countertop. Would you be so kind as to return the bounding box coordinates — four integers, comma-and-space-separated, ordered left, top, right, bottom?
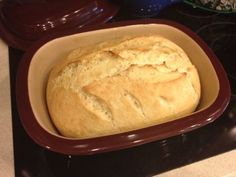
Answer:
1, 39, 236, 177
0, 39, 14, 177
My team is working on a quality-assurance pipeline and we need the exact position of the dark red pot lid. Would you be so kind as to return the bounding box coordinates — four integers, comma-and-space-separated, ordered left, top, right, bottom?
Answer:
0, 0, 119, 51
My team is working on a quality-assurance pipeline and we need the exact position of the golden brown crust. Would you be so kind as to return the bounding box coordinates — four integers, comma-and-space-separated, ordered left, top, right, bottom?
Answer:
46, 36, 201, 138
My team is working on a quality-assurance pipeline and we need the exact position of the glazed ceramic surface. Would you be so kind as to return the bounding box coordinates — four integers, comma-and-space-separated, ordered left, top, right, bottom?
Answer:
0, 0, 119, 50
16, 19, 230, 155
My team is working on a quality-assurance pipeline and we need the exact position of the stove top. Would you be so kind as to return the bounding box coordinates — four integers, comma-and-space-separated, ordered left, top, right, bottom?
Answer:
9, 3, 236, 177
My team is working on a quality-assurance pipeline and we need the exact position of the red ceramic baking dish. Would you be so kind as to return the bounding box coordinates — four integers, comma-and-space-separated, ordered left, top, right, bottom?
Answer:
16, 19, 231, 155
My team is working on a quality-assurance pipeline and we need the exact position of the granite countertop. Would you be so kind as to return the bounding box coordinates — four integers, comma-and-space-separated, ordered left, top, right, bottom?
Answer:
0, 39, 236, 177
0, 39, 14, 177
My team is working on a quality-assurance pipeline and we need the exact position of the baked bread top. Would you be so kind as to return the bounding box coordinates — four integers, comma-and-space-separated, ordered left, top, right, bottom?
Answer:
46, 36, 201, 138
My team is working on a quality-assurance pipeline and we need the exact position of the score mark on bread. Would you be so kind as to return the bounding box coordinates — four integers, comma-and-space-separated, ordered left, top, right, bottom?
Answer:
46, 36, 201, 138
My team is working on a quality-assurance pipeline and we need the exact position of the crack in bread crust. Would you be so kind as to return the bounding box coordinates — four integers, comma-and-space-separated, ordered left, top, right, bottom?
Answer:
123, 90, 147, 119
46, 35, 201, 138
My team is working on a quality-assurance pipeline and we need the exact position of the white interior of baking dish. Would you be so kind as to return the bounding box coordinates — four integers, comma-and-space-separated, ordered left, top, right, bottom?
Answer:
28, 24, 219, 136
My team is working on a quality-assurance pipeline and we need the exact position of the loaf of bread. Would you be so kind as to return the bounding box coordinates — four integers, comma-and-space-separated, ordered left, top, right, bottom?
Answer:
46, 36, 201, 139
